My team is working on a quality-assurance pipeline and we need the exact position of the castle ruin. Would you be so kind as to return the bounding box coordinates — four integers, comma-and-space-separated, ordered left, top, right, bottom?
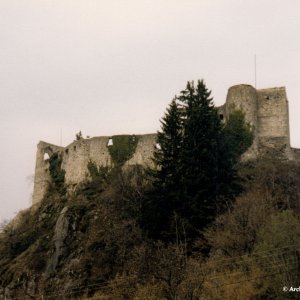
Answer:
32, 84, 300, 204
218, 84, 295, 160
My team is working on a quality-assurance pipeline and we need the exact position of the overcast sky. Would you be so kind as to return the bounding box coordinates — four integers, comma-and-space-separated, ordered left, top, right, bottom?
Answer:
1, 0, 300, 222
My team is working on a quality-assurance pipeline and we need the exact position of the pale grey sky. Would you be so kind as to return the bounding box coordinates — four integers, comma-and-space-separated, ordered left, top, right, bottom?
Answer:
1, 0, 300, 221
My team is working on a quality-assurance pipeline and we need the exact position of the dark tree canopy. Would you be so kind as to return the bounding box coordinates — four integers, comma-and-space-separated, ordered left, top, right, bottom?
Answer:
178, 80, 224, 232
223, 110, 253, 163
153, 98, 183, 192
146, 80, 253, 241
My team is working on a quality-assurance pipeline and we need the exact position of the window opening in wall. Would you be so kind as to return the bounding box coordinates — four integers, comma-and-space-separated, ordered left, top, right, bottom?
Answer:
219, 114, 224, 120
44, 153, 50, 161
65, 149, 69, 154
73, 146, 76, 151
107, 138, 113, 146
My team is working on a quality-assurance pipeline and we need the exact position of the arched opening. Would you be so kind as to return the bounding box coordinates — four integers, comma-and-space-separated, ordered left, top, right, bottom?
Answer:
42, 146, 53, 161
107, 138, 113, 146
44, 153, 50, 161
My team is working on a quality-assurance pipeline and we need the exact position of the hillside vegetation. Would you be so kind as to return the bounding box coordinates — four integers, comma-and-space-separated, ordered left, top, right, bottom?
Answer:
1, 81, 299, 300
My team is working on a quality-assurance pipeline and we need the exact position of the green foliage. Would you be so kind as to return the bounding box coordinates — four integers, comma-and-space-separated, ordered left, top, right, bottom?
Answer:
145, 100, 183, 238
153, 99, 183, 191
223, 110, 253, 162
87, 161, 111, 183
107, 135, 138, 166
146, 81, 255, 242
178, 80, 224, 231
80, 161, 112, 198
147, 80, 241, 240
49, 152, 66, 194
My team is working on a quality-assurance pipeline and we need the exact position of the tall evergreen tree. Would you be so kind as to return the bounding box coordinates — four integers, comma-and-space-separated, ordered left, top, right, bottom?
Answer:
153, 98, 183, 192
143, 99, 183, 238
178, 80, 224, 232
145, 80, 253, 242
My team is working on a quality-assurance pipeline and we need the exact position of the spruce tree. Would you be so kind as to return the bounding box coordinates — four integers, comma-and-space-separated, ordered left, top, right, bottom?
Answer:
178, 80, 223, 232
145, 99, 183, 238
153, 98, 182, 192
145, 80, 253, 241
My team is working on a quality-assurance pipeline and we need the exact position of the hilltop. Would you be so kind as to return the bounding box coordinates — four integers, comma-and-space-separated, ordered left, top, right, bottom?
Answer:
1, 81, 300, 299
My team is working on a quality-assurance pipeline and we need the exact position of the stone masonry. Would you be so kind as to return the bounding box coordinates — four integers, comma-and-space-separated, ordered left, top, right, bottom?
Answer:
32, 134, 157, 204
32, 84, 299, 204
218, 84, 295, 160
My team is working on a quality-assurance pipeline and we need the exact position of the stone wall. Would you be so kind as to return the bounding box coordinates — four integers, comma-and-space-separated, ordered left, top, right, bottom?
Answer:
257, 87, 293, 159
62, 137, 111, 187
32, 134, 157, 204
125, 134, 156, 166
257, 87, 289, 138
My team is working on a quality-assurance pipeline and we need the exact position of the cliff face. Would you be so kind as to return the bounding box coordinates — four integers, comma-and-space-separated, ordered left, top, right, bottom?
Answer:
0, 166, 148, 299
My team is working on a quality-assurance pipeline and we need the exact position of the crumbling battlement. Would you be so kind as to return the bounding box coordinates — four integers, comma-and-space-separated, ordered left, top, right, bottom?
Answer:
32, 134, 156, 204
32, 84, 299, 205
220, 84, 294, 160
32, 142, 64, 205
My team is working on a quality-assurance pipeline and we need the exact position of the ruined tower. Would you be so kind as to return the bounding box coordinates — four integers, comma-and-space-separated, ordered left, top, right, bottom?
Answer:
219, 84, 293, 160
